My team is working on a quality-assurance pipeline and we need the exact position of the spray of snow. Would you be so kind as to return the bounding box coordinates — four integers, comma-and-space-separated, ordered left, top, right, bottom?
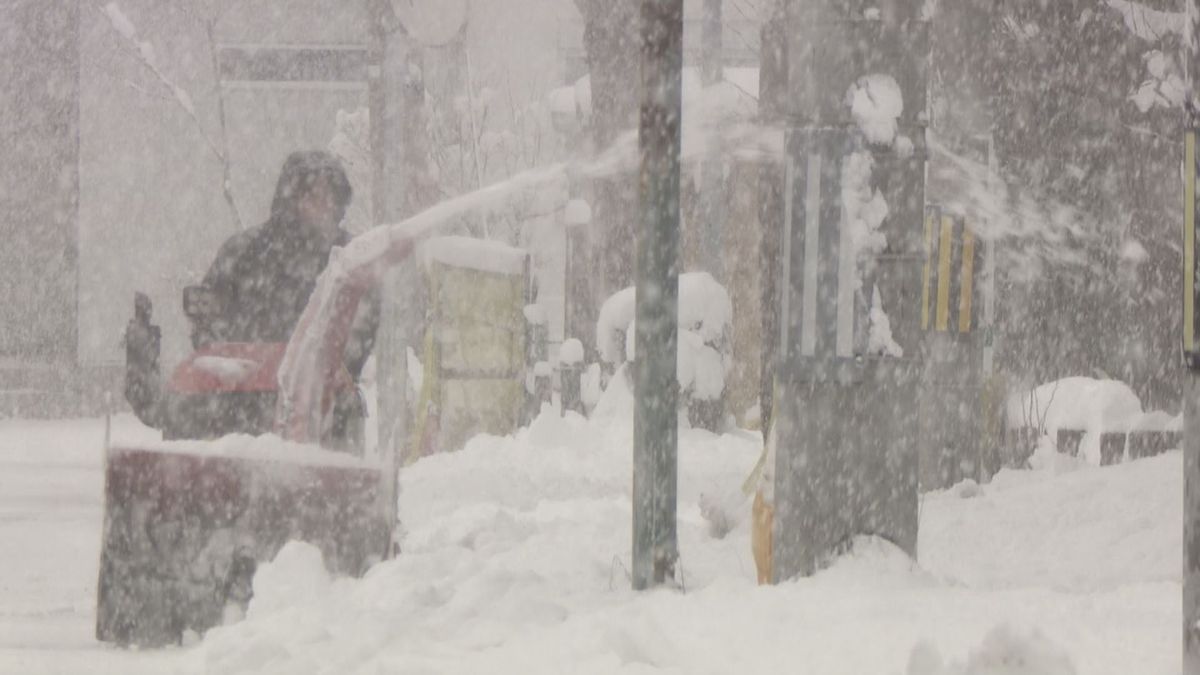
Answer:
278, 161, 569, 436
925, 134, 1093, 281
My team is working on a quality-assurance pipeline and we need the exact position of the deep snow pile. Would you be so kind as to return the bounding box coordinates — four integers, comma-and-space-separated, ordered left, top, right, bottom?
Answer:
166, 400, 1181, 675
0, 411, 1182, 673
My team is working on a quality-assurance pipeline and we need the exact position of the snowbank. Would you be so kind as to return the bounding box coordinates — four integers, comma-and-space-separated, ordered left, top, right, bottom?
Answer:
180, 426, 1179, 674
907, 624, 1076, 675
0, 409, 1180, 675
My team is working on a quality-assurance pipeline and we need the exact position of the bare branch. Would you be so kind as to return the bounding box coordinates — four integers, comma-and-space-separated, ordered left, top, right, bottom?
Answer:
93, 2, 224, 163
94, 1, 245, 230
202, 15, 246, 229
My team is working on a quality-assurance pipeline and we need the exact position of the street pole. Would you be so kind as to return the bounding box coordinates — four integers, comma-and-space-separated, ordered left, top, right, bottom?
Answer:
368, 0, 424, 558
1184, 3, 1200, 671
633, 0, 683, 590
698, 0, 725, 280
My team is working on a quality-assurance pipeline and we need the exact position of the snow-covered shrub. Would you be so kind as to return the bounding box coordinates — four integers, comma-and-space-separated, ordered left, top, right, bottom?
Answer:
594, 272, 733, 430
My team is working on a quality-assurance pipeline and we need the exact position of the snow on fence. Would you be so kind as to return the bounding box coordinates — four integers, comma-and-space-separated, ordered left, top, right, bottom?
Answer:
1002, 376, 1181, 469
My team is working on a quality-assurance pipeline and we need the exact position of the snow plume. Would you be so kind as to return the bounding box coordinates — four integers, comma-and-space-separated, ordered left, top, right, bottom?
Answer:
846, 74, 904, 146
279, 161, 569, 434
925, 135, 1091, 277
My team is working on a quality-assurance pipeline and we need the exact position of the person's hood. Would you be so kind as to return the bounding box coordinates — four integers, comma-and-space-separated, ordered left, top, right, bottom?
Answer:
267, 150, 354, 230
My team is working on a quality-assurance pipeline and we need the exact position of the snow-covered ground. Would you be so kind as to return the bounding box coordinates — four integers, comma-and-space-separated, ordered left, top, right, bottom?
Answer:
0, 402, 1181, 674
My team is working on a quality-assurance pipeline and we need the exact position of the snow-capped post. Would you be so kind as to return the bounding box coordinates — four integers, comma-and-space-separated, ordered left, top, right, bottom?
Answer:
1184, 0, 1200, 669
559, 338, 586, 416
767, 0, 929, 581
633, 0, 683, 590
564, 198, 593, 349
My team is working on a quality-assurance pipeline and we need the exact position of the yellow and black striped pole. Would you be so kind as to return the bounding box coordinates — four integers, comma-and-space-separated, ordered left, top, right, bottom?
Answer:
1186, 122, 1200, 674
1187, 129, 1197, 362
921, 209, 981, 337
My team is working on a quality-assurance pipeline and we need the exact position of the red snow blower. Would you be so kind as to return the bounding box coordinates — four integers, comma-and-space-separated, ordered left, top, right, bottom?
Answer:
96, 232, 414, 647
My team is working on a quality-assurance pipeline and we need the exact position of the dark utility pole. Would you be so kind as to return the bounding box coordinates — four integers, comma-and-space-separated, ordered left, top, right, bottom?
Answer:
1184, 2, 1200, 671
632, 0, 683, 590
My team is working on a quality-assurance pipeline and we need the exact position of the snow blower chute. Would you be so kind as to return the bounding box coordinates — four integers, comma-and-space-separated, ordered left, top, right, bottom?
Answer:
96, 230, 415, 648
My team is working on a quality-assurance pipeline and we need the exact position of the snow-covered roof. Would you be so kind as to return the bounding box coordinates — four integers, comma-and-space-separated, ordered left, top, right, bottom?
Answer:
420, 236, 528, 276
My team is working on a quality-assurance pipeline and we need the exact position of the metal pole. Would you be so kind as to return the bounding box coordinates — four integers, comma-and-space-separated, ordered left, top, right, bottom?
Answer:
368, 0, 421, 558
1185, 3, 1200, 671
701, 0, 722, 86
698, 0, 725, 280
633, 0, 683, 590
983, 134, 997, 377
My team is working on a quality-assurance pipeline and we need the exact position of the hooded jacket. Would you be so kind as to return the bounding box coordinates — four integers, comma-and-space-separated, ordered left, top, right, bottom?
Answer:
194, 151, 378, 377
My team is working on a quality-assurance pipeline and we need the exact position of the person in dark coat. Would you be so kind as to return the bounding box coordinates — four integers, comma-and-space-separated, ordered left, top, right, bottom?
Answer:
189, 150, 378, 379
